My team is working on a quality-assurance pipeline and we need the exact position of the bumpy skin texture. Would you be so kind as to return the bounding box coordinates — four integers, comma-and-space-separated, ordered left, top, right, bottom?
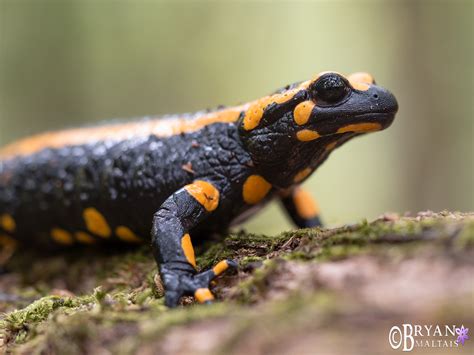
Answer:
0, 72, 398, 307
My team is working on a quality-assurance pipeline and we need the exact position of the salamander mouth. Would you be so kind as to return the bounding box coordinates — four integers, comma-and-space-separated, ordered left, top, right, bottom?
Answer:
306, 112, 396, 137
350, 112, 396, 129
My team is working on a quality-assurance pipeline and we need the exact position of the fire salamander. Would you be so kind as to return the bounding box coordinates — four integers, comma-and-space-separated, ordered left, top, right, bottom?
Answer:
0, 72, 398, 307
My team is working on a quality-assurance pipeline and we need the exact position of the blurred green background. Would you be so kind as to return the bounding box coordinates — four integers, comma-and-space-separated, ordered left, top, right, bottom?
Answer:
0, 0, 472, 234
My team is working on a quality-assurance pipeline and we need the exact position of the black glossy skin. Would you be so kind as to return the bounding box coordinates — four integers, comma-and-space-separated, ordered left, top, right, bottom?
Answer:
0, 72, 398, 307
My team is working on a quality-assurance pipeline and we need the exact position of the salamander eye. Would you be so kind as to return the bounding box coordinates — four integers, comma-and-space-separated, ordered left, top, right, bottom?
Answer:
309, 73, 351, 106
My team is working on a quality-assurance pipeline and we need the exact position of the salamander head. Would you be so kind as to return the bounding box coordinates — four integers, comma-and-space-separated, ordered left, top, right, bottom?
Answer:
238, 71, 398, 187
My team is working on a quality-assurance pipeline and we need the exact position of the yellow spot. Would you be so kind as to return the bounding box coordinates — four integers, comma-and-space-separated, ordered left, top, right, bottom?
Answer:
293, 101, 315, 125
116, 226, 142, 243
243, 102, 265, 131
272, 89, 299, 104
83, 208, 111, 238
184, 180, 220, 212
293, 168, 312, 183
337, 122, 382, 134
293, 188, 320, 219
325, 141, 338, 151
194, 288, 215, 303
181, 233, 196, 268
75, 231, 96, 244
212, 260, 229, 276
296, 129, 320, 142
242, 175, 272, 205
350, 81, 370, 91
348, 72, 374, 84
51, 228, 74, 245
243, 89, 299, 131
0, 214, 16, 233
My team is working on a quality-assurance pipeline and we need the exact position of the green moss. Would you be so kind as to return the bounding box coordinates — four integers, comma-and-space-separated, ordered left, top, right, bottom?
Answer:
1, 212, 472, 352
239, 256, 264, 267
454, 220, 474, 249
1, 295, 95, 342
234, 259, 279, 304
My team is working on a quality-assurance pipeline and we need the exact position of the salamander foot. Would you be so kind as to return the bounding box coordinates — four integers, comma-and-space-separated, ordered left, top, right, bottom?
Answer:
161, 259, 238, 308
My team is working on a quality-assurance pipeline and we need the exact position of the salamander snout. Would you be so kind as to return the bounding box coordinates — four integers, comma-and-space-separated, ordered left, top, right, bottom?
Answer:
362, 84, 398, 128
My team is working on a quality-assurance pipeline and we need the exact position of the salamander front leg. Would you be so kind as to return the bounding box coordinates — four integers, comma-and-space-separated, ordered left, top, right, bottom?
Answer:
280, 186, 323, 228
151, 180, 237, 307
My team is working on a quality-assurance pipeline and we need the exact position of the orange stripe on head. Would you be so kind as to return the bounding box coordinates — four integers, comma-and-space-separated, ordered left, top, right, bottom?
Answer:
184, 180, 220, 212
351, 82, 370, 91
243, 89, 300, 131
293, 188, 320, 219
348, 72, 375, 85
348, 72, 374, 92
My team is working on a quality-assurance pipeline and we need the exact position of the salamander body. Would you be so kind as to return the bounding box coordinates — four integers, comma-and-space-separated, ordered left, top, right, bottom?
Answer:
0, 72, 398, 306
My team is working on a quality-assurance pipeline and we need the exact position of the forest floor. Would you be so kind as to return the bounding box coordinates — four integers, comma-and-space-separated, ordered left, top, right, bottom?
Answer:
0, 211, 473, 355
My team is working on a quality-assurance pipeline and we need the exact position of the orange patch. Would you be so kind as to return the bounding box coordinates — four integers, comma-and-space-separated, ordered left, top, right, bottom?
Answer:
75, 231, 96, 244
212, 260, 229, 276
0, 214, 16, 233
0, 107, 244, 160
181, 233, 196, 268
83, 208, 111, 238
337, 122, 382, 134
242, 175, 272, 205
51, 228, 74, 245
293, 167, 312, 183
350, 81, 370, 91
194, 288, 215, 303
242, 89, 299, 131
293, 101, 315, 125
115, 226, 142, 243
296, 129, 320, 142
184, 180, 220, 212
293, 188, 320, 219
348, 72, 374, 85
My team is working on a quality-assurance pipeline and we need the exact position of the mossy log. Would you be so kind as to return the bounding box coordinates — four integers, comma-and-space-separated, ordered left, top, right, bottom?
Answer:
1, 211, 473, 354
